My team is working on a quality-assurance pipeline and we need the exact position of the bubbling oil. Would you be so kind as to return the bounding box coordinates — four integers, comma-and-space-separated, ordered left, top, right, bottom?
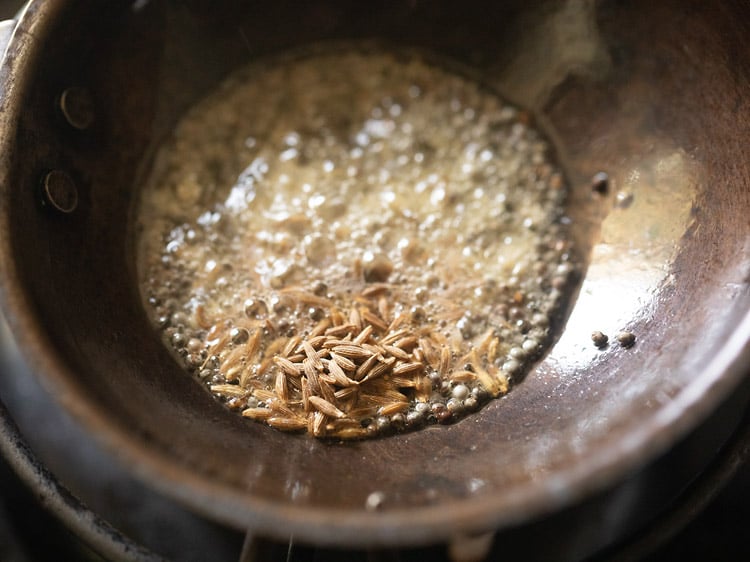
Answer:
137, 47, 576, 439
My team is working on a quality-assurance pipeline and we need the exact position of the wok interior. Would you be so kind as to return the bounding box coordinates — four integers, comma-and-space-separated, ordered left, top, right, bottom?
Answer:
5, 0, 750, 543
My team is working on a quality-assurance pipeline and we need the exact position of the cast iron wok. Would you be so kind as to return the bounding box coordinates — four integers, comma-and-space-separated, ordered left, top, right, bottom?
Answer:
0, 0, 749, 558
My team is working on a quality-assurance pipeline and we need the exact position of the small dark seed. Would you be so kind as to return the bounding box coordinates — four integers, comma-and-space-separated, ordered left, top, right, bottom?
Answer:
433, 404, 453, 424
616, 331, 636, 348
591, 330, 609, 348
363, 254, 394, 283
312, 281, 328, 296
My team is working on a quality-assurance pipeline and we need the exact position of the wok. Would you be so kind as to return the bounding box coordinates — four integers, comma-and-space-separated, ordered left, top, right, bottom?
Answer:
1, 0, 749, 558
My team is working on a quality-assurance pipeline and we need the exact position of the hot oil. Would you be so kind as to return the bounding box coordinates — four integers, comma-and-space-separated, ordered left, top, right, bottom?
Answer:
136, 46, 577, 439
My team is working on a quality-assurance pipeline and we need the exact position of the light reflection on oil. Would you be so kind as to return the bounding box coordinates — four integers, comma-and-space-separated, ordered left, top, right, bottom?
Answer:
550, 149, 697, 373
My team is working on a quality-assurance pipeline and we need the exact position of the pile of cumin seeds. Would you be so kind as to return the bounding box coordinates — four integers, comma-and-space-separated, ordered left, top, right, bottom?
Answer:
207, 284, 508, 439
